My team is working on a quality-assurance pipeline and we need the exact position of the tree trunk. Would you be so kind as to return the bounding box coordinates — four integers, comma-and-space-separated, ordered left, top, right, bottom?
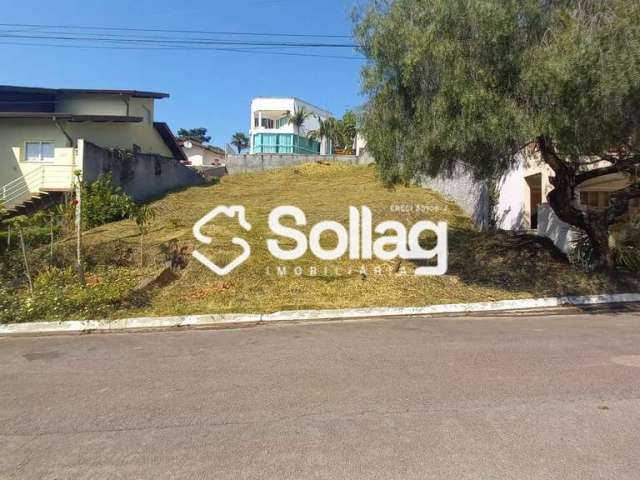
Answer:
537, 136, 615, 271
585, 224, 615, 272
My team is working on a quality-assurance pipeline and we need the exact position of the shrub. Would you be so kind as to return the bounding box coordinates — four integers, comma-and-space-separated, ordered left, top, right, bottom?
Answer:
0, 266, 136, 323
82, 173, 136, 229
614, 216, 640, 271
568, 231, 598, 272
569, 217, 640, 272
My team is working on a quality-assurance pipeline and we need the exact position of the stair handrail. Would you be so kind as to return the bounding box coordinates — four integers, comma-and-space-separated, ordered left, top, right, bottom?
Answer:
1, 165, 45, 191
1, 167, 47, 206
1, 164, 75, 207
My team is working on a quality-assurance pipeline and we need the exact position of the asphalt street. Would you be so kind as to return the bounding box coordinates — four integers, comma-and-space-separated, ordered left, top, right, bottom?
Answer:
1, 311, 640, 479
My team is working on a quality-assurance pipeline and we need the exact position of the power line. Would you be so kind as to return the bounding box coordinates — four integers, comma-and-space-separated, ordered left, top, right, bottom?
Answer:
0, 33, 358, 48
0, 22, 354, 39
0, 41, 366, 60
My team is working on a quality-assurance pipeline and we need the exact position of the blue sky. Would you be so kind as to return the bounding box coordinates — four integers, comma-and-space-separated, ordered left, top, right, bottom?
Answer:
1, 0, 365, 147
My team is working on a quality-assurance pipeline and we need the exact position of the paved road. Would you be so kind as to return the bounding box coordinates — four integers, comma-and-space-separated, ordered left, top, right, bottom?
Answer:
1, 311, 640, 479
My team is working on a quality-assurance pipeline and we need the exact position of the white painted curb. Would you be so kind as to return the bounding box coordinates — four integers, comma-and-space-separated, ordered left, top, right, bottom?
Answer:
1, 293, 639, 336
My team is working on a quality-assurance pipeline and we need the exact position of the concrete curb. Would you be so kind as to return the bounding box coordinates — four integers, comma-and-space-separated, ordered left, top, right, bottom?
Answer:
1, 293, 639, 336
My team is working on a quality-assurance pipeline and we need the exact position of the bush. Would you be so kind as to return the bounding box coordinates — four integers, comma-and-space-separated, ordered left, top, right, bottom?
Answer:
0, 266, 136, 323
569, 217, 640, 272
568, 231, 598, 272
614, 216, 640, 271
82, 173, 136, 229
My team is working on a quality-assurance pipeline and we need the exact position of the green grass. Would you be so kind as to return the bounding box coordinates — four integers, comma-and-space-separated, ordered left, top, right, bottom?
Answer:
70, 161, 634, 319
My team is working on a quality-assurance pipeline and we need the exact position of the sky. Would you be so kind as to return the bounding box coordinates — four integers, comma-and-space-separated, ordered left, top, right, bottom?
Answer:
1, 0, 366, 148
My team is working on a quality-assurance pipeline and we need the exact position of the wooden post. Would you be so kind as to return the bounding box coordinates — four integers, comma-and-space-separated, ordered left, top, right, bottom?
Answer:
74, 171, 85, 286
18, 228, 33, 295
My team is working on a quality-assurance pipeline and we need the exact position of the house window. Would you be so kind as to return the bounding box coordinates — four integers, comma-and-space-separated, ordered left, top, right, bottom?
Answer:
276, 116, 288, 129
580, 191, 610, 209
261, 118, 274, 129
24, 142, 55, 162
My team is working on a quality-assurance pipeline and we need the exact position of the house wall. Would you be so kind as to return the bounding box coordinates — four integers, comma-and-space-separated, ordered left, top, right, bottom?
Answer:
496, 154, 528, 230
61, 121, 172, 157
56, 94, 127, 116
182, 145, 224, 166
80, 140, 203, 202
0, 118, 72, 191
186, 148, 205, 166
55, 95, 155, 119
0, 115, 172, 191
224, 153, 371, 174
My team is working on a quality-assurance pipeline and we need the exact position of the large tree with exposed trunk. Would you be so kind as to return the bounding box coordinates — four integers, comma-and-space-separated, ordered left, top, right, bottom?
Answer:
355, 0, 640, 271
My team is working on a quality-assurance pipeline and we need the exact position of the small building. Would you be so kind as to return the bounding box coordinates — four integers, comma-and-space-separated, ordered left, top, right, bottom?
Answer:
179, 139, 225, 166
249, 97, 332, 155
0, 85, 201, 212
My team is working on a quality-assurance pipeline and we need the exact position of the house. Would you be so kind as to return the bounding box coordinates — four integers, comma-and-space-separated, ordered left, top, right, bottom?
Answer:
495, 146, 639, 252
249, 97, 333, 155
0, 85, 201, 212
179, 139, 225, 166
421, 144, 638, 253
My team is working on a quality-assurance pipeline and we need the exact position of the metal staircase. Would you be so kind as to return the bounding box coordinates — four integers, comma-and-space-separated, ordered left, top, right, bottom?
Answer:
1, 164, 75, 213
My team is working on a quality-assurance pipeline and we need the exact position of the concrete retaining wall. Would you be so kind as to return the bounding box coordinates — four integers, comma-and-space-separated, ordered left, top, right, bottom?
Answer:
224, 153, 373, 174
81, 140, 204, 202
418, 168, 490, 230
537, 203, 575, 253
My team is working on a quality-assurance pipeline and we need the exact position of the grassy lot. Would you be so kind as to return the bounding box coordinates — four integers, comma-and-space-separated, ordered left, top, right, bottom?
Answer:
68, 161, 633, 319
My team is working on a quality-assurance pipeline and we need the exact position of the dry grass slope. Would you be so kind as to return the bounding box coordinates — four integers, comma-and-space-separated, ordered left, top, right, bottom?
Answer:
82, 162, 632, 318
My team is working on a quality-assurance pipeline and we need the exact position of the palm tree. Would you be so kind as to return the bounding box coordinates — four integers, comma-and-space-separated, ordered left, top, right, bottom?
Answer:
309, 117, 338, 155
286, 107, 312, 136
231, 132, 250, 154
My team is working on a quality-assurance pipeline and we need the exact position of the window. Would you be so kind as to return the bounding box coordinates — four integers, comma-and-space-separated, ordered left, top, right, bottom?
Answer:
276, 116, 289, 129
580, 191, 611, 210
25, 142, 55, 162
261, 118, 274, 129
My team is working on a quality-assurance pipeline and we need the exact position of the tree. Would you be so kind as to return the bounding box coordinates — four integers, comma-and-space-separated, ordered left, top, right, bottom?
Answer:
309, 117, 339, 154
132, 204, 156, 267
286, 107, 312, 136
355, 0, 640, 271
177, 127, 211, 144
336, 110, 357, 152
231, 132, 250, 154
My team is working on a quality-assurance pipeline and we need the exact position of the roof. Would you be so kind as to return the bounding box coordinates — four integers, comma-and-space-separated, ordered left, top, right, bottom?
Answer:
179, 139, 225, 154
0, 112, 143, 122
251, 97, 332, 117
0, 85, 169, 99
154, 122, 188, 162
